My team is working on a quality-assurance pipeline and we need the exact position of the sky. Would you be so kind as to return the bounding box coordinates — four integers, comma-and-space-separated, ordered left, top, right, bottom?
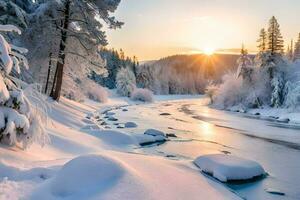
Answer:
105, 0, 300, 61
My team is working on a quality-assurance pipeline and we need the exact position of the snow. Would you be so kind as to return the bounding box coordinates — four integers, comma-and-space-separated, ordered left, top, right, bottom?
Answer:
194, 154, 265, 182
116, 67, 136, 97
247, 108, 300, 124
125, 121, 138, 128
84, 130, 138, 148
135, 134, 166, 146
144, 129, 166, 137
0, 24, 21, 34
0, 95, 263, 200
49, 154, 125, 198
0, 34, 13, 73
131, 88, 154, 102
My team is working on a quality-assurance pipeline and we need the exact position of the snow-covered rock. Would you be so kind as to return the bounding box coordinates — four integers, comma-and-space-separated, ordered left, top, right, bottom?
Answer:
125, 122, 138, 128
108, 117, 118, 121
135, 134, 166, 146
106, 112, 116, 116
144, 129, 166, 137
194, 154, 265, 182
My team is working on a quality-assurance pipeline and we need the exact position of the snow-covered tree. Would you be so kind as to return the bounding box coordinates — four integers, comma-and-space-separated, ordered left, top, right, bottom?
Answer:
294, 33, 300, 61
131, 88, 154, 102
286, 40, 294, 61
267, 16, 284, 54
0, 0, 30, 30
23, 0, 123, 101
270, 71, 285, 107
257, 28, 267, 53
91, 48, 139, 89
116, 67, 136, 97
236, 45, 253, 84
0, 24, 48, 148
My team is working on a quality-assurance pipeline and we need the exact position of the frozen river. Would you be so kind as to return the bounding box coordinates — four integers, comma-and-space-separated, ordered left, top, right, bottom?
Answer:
109, 97, 300, 200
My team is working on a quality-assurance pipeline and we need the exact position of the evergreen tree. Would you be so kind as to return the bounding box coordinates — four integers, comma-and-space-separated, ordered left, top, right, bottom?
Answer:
23, 0, 123, 101
257, 28, 267, 52
237, 44, 253, 83
294, 33, 300, 61
267, 16, 284, 54
0, 24, 47, 148
0, 0, 29, 30
286, 40, 294, 61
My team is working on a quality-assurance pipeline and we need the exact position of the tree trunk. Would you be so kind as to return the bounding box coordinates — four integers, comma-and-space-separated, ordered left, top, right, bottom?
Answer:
45, 53, 52, 94
50, 0, 70, 101
50, 64, 58, 97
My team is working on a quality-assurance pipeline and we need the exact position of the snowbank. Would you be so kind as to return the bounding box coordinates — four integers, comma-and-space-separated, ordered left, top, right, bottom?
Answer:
194, 154, 265, 182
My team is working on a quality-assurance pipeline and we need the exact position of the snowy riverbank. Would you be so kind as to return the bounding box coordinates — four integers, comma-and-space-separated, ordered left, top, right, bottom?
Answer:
0, 95, 241, 200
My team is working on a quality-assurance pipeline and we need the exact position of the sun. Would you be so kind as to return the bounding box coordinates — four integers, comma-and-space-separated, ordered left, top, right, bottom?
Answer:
203, 47, 215, 56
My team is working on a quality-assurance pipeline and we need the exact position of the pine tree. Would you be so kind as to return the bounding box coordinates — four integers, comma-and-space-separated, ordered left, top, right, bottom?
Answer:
294, 33, 300, 61
0, 0, 29, 30
267, 16, 284, 54
286, 40, 294, 61
0, 24, 48, 148
237, 44, 253, 83
257, 28, 267, 52
23, 0, 123, 101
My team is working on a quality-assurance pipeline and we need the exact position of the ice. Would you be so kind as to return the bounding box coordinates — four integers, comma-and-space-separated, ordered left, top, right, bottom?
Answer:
194, 154, 265, 182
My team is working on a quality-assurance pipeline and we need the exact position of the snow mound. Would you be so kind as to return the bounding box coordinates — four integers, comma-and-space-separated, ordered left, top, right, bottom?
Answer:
50, 154, 125, 197
194, 154, 265, 182
125, 122, 138, 128
144, 129, 166, 137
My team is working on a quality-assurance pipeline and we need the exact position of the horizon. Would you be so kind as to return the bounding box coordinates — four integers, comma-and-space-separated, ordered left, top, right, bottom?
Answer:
106, 0, 300, 61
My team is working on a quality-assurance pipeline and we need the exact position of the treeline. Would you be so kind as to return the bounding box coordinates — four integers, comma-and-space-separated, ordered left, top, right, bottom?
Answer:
136, 54, 240, 95
211, 16, 300, 109
89, 48, 139, 89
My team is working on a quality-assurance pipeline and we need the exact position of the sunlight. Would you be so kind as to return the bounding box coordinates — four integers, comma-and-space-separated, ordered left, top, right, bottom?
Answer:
203, 47, 215, 56
199, 122, 214, 140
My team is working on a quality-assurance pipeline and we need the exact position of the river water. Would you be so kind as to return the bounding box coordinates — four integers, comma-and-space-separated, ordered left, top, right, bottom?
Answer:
109, 98, 300, 200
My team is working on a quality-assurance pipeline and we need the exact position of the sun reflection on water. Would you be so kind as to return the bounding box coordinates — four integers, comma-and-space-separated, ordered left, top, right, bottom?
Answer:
198, 122, 215, 140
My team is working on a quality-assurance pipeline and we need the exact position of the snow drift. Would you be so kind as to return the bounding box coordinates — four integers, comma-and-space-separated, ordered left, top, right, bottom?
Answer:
50, 154, 125, 197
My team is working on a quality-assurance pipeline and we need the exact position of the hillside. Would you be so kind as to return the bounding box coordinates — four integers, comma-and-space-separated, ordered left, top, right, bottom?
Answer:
137, 53, 246, 95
